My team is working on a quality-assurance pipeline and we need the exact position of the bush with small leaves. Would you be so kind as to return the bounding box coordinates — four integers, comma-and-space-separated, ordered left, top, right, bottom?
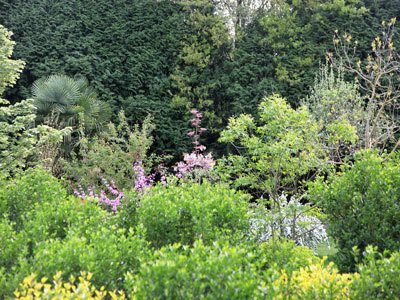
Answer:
351, 246, 400, 299
136, 181, 250, 248
22, 197, 109, 253
0, 219, 30, 298
127, 240, 263, 299
268, 258, 354, 300
114, 190, 140, 230
30, 226, 149, 292
0, 167, 66, 231
0, 196, 124, 299
252, 239, 320, 277
308, 150, 400, 271
15, 271, 127, 300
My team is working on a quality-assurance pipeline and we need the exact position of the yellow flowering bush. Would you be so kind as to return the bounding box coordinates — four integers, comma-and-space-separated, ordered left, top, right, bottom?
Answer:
14, 271, 129, 300
271, 258, 355, 300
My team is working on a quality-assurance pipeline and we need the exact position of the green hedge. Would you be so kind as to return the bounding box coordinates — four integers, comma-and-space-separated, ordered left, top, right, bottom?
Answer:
136, 181, 251, 248
309, 151, 400, 271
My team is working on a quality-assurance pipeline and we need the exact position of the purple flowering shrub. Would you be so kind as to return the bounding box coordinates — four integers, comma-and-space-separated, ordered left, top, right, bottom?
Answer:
74, 160, 157, 213
74, 109, 215, 213
59, 111, 164, 194
74, 177, 124, 213
174, 110, 216, 183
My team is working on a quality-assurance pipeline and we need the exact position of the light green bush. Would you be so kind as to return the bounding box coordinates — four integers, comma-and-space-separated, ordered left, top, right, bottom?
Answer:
31, 226, 149, 291
252, 239, 320, 277
128, 240, 263, 299
0, 219, 29, 297
22, 196, 109, 253
0, 167, 66, 231
308, 150, 400, 271
267, 258, 354, 300
136, 181, 250, 248
351, 246, 400, 299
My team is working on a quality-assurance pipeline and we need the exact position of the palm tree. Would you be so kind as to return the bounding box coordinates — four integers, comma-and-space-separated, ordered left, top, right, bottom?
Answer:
32, 75, 111, 134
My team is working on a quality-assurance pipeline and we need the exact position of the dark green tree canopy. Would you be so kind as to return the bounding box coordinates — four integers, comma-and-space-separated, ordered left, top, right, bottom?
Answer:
1, 0, 399, 157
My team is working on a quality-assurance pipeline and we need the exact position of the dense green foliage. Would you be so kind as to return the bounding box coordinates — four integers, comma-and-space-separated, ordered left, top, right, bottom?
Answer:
136, 181, 250, 248
351, 246, 400, 299
0, 167, 66, 231
225, 0, 364, 111
1, 0, 400, 298
0, 168, 149, 297
308, 151, 400, 271
0, 24, 24, 96
0, 0, 192, 156
130, 241, 263, 299
254, 239, 320, 276
3, 0, 399, 155
60, 110, 157, 191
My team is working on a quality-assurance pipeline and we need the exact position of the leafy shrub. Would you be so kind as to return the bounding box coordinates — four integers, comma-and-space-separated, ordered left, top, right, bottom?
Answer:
115, 190, 139, 230
0, 219, 30, 297
0, 220, 28, 271
31, 226, 149, 291
59, 105, 160, 192
308, 150, 400, 271
351, 246, 400, 299
22, 197, 109, 252
0, 196, 120, 298
136, 181, 250, 248
268, 259, 354, 300
0, 168, 66, 231
128, 240, 263, 299
15, 271, 127, 299
252, 239, 320, 277
302, 63, 364, 158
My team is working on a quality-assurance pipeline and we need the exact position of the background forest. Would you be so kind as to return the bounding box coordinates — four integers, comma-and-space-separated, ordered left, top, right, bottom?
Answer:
2, 0, 399, 157
1, 0, 400, 299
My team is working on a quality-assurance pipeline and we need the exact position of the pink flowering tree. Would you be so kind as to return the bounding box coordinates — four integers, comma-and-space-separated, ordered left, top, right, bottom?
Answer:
174, 110, 216, 183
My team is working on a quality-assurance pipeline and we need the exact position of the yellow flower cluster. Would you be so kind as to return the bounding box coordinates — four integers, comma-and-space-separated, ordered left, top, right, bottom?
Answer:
14, 271, 131, 300
272, 258, 356, 300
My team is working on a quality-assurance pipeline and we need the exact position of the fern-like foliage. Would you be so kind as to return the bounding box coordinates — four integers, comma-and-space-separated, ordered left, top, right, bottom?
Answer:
32, 74, 111, 134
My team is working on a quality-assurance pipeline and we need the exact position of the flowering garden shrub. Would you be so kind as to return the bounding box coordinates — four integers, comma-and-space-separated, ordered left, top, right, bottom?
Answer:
73, 160, 156, 213
74, 177, 125, 213
60, 110, 159, 192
